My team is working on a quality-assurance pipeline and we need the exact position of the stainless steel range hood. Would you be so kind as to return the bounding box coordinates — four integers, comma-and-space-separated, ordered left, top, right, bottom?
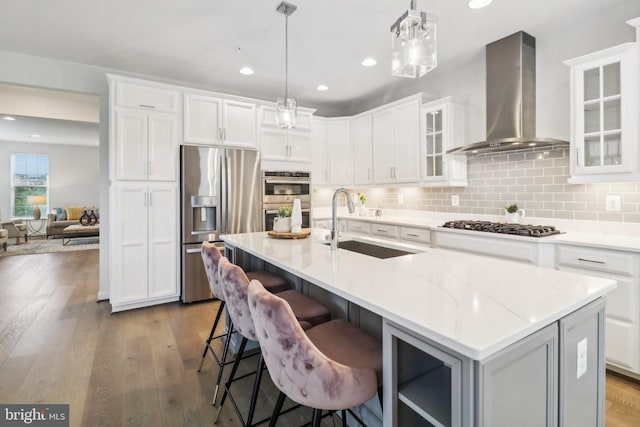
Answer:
447, 31, 568, 155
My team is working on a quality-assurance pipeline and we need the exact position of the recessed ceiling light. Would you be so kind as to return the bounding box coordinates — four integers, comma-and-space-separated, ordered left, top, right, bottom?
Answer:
361, 58, 377, 67
239, 66, 254, 75
2, 116, 15, 121
468, 0, 492, 9
317, 84, 329, 91
30, 134, 40, 138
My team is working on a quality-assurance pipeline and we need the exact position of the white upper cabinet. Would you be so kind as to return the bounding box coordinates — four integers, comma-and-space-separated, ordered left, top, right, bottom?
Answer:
113, 107, 177, 182
184, 93, 256, 148
421, 97, 467, 186
311, 117, 328, 186
352, 113, 373, 185
258, 106, 312, 163
326, 118, 352, 186
564, 18, 640, 183
371, 96, 421, 184
115, 81, 178, 113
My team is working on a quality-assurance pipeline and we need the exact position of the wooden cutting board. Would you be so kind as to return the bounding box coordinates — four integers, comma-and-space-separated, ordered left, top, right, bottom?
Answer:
267, 228, 311, 239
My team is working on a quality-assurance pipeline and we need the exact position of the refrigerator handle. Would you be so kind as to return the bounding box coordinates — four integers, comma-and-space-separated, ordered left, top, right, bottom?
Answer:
220, 153, 228, 235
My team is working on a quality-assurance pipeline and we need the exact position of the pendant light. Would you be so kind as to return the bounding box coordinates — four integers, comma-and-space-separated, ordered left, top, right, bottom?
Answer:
390, 0, 437, 78
276, 2, 297, 129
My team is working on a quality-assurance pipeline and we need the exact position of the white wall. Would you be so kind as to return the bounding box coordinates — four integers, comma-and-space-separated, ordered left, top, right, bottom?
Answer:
0, 141, 99, 218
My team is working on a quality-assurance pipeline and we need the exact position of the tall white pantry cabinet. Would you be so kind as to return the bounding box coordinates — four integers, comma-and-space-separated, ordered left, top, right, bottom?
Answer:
108, 75, 180, 312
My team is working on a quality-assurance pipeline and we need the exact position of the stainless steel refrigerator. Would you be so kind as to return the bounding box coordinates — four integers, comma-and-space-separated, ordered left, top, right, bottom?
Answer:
180, 145, 262, 303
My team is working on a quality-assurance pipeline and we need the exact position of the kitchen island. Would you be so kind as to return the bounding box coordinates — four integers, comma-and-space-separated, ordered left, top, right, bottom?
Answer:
222, 229, 616, 426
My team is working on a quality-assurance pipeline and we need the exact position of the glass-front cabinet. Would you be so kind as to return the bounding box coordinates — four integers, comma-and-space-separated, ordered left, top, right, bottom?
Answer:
565, 21, 639, 183
421, 97, 467, 186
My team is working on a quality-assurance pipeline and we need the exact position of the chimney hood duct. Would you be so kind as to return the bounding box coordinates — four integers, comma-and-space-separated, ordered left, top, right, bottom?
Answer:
447, 31, 568, 155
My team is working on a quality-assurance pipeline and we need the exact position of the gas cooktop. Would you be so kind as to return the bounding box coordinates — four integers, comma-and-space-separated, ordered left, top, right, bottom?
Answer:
441, 220, 562, 238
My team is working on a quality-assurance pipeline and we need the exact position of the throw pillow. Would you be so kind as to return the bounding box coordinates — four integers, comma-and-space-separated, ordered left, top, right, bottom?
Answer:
66, 207, 84, 221
53, 207, 67, 221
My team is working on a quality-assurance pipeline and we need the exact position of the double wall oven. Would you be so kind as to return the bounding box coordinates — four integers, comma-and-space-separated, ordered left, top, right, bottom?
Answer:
262, 171, 311, 231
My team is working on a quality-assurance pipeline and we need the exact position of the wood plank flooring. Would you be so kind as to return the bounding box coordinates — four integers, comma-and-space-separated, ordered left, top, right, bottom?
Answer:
1, 249, 639, 426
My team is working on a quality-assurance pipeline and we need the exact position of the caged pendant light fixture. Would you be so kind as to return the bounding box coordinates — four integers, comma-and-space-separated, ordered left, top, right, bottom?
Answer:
275, 1, 297, 129
390, 0, 437, 78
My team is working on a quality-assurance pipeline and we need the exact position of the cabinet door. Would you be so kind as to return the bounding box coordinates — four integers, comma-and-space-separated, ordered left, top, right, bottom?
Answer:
311, 118, 328, 185
394, 100, 420, 182
260, 128, 288, 160
223, 100, 257, 148
113, 183, 148, 304
147, 183, 178, 299
147, 112, 177, 181
352, 114, 373, 185
372, 108, 395, 183
114, 108, 147, 181
423, 106, 445, 180
115, 81, 177, 113
288, 131, 312, 162
326, 120, 351, 185
183, 94, 222, 144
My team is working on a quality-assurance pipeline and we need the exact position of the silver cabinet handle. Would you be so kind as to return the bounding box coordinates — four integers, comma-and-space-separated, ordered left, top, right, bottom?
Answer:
407, 233, 420, 237
578, 258, 605, 264
186, 248, 202, 254
576, 147, 581, 167
224, 128, 227, 141
377, 229, 388, 233
218, 128, 222, 140
138, 104, 156, 109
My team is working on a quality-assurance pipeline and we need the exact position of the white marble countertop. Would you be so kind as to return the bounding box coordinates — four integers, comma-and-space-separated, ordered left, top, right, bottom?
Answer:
313, 209, 640, 253
222, 229, 616, 361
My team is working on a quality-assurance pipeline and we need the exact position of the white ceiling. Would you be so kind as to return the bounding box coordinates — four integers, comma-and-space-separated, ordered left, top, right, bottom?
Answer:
0, 0, 636, 116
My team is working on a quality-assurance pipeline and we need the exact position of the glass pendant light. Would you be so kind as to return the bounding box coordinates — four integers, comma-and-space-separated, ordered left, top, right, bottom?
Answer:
276, 2, 297, 129
391, 0, 437, 78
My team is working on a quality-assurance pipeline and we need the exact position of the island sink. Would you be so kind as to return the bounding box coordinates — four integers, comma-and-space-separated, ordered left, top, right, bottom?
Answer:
322, 239, 417, 259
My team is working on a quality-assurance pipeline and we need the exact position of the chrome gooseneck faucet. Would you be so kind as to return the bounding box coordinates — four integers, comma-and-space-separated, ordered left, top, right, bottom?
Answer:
331, 188, 355, 251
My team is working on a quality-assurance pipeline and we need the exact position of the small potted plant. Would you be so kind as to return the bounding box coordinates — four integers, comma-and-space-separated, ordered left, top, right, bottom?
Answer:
504, 204, 526, 224
357, 192, 368, 217
273, 205, 292, 232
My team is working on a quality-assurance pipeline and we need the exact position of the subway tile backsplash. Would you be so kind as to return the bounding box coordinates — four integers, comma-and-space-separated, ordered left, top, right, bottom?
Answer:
313, 148, 640, 223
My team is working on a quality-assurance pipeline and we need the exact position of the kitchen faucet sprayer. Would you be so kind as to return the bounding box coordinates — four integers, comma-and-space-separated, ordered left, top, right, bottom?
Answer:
331, 188, 354, 251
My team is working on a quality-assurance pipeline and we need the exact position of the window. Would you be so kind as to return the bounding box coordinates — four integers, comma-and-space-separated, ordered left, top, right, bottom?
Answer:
11, 154, 49, 218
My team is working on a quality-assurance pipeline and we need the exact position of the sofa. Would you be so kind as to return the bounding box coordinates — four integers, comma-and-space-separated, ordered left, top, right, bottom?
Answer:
47, 207, 99, 238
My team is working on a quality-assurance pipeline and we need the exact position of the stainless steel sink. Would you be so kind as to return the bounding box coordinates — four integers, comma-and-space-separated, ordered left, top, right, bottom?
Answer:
322, 240, 417, 259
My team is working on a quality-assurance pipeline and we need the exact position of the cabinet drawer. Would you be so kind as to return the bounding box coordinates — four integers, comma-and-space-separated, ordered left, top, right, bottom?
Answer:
555, 245, 636, 277
400, 226, 431, 245
116, 82, 178, 113
435, 231, 538, 264
370, 223, 399, 239
347, 220, 370, 235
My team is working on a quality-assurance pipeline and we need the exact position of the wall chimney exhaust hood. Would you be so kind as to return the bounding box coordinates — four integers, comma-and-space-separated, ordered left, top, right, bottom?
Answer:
447, 31, 569, 155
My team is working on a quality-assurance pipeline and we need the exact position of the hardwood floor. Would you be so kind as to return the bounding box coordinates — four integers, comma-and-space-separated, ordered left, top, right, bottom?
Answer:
1, 249, 639, 426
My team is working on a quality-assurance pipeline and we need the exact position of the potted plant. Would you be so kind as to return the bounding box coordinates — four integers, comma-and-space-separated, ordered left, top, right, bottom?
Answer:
273, 205, 292, 232
504, 204, 526, 224
357, 192, 368, 217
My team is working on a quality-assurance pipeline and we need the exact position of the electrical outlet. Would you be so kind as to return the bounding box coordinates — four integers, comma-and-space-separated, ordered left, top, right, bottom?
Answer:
451, 195, 460, 207
397, 194, 404, 205
605, 195, 621, 212
577, 338, 587, 379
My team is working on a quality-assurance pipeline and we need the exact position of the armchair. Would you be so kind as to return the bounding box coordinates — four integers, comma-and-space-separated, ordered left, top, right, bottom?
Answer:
0, 210, 28, 244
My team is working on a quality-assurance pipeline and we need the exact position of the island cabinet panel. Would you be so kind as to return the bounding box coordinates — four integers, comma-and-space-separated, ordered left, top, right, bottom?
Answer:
476, 323, 558, 427
558, 298, 606, 427
433, 230, 539, 264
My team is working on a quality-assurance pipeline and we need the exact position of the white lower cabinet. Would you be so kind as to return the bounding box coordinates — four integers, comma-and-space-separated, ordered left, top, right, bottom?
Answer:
555, 244, 640, 376
433, 230, 539, 265
111, 181, 179, 312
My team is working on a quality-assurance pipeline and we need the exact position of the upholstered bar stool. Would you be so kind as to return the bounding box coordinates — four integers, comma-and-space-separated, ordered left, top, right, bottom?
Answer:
215, 257, 331, 427
199, 242, 289, 404
248, 280, 383, 427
